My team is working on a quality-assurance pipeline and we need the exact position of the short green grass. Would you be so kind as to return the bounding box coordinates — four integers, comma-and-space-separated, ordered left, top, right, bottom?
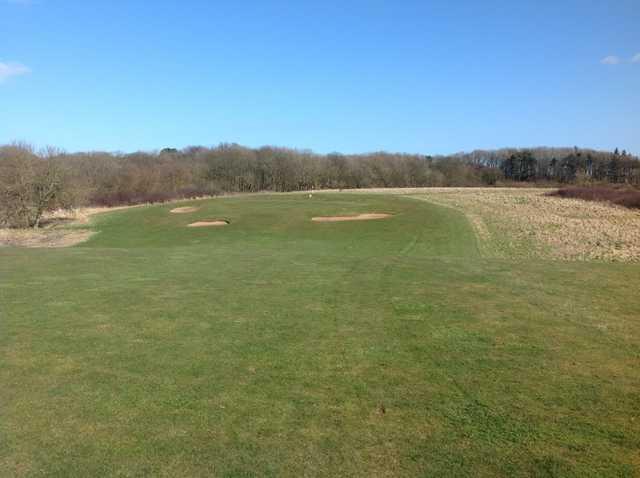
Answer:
1, 193, 639, 477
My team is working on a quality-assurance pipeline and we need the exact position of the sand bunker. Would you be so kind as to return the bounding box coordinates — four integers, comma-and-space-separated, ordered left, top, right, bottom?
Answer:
312, 213, 392, 222
187, 220, 229, 227
171, 206, 200, 214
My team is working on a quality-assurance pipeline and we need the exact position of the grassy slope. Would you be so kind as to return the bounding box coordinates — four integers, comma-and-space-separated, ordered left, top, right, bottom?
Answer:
1, 193, 639, 477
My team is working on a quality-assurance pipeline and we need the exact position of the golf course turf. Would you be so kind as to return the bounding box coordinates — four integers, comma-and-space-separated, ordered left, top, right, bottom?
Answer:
1, 193, 639, 476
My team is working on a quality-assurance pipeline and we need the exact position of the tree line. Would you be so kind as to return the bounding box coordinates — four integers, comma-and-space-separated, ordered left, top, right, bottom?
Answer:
1, 142, 638, 228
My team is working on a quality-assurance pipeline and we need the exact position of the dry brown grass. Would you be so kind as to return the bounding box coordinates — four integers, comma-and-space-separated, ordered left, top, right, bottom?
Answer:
410, 188, 640, 262
0, 228, 94, 248
0, 206, 134, 248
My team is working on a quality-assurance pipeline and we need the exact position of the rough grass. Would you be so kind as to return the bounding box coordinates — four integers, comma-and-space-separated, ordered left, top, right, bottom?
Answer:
549, 186, 640, 210
0, 228, 94, 248
0, 206, 137, 248
411, 188, 640, 262
1, 193, 639, 477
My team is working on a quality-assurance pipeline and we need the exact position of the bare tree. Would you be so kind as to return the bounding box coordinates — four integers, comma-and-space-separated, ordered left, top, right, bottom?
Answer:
0, 144, 66, 228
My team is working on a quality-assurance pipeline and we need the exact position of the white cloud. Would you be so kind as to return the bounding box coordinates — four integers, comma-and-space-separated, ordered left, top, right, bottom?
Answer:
0, 62, 31, 82
632, 53, 640, 64
601, 55, 621, 65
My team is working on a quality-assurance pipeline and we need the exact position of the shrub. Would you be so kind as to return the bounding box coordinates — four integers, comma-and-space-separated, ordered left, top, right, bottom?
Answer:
0, 146, 69, 228
547, 186, 640, 209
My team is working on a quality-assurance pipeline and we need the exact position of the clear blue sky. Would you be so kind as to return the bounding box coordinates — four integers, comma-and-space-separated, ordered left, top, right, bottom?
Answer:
1, 0, 639, 155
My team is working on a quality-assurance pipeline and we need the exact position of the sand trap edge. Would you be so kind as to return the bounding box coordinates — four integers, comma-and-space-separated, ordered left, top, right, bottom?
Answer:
187, 220, 229, 227
312, 213, 392, 223
171, 206, 200, 214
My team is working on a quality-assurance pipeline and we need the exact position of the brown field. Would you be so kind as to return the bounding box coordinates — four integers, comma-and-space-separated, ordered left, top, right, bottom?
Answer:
410, 188, 640, 262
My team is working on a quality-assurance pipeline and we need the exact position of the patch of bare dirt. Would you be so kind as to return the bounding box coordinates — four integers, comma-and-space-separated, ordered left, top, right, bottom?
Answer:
170, 206, 200, 214
0, 205, 136, 248
53, 205, 139, 223
0, 228, 95, 248
187, 220, 229, 227
312, 213, 392, 222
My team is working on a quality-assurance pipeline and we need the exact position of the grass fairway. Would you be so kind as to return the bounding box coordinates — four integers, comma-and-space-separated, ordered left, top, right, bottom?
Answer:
1, 193, 639, 477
